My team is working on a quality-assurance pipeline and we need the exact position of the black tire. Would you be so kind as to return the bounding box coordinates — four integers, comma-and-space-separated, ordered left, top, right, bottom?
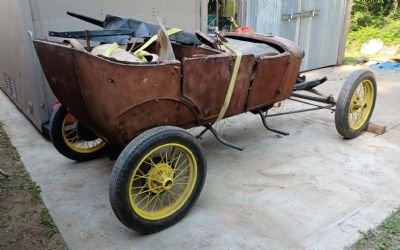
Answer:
335, 69, 377, 139
50, 105, 107, 162
109, 126, 207, 234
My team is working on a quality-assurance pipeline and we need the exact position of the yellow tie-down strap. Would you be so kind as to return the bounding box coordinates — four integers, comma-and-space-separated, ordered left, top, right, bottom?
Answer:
134, 28, 183, 58
217, 40, 243, 121
104, 43, 120, 57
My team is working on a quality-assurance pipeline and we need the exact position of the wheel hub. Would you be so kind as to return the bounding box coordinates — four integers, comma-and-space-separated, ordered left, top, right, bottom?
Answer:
147, 163, 174, 194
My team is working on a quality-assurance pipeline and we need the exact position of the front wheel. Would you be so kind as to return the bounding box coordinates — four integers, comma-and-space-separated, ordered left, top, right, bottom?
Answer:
109, 126, 207, 234
335, 69, 377, 139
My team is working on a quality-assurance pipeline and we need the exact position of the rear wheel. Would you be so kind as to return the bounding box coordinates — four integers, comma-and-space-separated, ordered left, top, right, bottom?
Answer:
335, 69, 377, 139
109, 126, 206, 234
50, 105, 107, 162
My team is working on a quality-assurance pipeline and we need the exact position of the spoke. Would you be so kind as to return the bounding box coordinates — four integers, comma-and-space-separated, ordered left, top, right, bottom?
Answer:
132, 172, 147, 182
67, 134, 79, 143
159, 149, 166, 163
172, 152, 183, 169
174, 158, 188, 172
65, 129, 77, 137
136, 168, 148, 177
167, 191, 171, 204
131, 185, 149, 189
169, 154, 182, 166
132, 174, 161, 183
132, 184, 147, 203
165, 146, 170, 165
148, 157, 159, 167
160, 191, 167, 207
174, 182, 189, 187
71, 135, 81, 144
133, 188, 151, 197
174, 164, 189, 179
168, 191, 177, 203
151, 193, 160, 212
136, 192, 152, 207
169, 147, 176, 165
144, 192, 159, 210
174, 175, 190, 183
169, 190, 180, 201
143, 160, 157, 167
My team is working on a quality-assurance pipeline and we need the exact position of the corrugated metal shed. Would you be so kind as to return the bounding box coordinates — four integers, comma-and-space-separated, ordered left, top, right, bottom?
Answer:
246, 0, 350, 71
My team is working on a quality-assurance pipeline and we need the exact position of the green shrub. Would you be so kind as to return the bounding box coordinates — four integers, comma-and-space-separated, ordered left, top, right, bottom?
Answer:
346, 20, 400, 53
347, 0, 399, 53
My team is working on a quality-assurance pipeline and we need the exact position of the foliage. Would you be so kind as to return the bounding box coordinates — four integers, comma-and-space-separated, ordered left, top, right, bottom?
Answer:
350, 0, 399, 31
347, 0, 400, 53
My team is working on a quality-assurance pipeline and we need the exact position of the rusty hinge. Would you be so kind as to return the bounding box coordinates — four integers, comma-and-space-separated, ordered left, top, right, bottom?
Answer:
283, 10, 320, 22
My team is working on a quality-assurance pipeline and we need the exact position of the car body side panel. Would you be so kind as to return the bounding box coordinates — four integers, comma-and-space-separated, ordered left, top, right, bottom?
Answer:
246, 53, 290, 110
182, 54, 255, 122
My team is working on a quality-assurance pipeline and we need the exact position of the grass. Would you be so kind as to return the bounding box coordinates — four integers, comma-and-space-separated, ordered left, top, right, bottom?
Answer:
344, 54, 364, 65
40, 208, 59, 238
21, 181, 42, 200
0, 121, 67, 249
343, 52, 400, 66
352, 209, 400, 250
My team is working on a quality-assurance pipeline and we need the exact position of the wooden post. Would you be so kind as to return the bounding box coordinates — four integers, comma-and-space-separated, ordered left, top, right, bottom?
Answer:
337, 0, 353, 65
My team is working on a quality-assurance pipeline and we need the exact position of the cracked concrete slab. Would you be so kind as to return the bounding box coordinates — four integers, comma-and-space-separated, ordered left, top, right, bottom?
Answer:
0, 65, 399, 250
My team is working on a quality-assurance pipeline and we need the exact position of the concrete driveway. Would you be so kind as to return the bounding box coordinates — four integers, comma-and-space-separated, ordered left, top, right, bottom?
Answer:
1, 65, 399, 250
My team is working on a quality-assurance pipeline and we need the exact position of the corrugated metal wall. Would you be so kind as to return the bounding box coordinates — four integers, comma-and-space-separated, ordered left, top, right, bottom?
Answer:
247, 0, 347, 71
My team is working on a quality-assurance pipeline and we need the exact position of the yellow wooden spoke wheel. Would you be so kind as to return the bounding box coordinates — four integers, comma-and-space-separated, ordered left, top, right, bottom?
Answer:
109, 126, 206, 234
50, 105, 107, 162
335, 70, 377, 139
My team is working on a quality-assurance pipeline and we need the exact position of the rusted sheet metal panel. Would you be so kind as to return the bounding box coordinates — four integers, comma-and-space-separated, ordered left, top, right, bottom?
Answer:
114, 100, 197, 145
33, 41, 90, 121
172, 43, 220, 61
182, 54, 254, 122
73, 52, 184, 145
223, 32, 303, 110
246, 54, 290, 110
223, 32, 304, 59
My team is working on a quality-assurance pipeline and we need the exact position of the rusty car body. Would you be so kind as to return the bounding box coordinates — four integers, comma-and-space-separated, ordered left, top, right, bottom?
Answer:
34, 32, 303, 146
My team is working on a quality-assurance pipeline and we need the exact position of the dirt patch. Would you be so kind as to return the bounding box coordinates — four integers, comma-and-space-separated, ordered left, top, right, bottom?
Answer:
0, 122, 67, 250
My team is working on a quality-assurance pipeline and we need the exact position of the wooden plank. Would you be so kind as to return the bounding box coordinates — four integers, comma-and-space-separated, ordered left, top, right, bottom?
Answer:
367, 123, 386, 135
